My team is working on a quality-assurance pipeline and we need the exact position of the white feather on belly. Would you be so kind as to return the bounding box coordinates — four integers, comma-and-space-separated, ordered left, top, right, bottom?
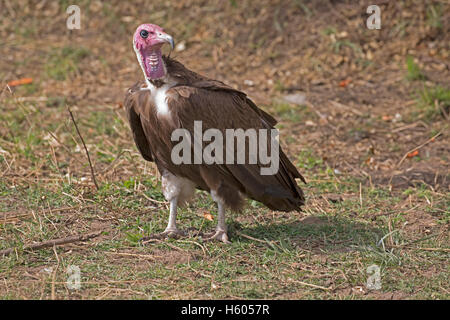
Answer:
161, 171, 196, 206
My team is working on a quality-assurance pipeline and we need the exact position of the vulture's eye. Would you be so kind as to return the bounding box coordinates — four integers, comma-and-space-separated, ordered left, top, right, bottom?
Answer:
140, 30, 149, 38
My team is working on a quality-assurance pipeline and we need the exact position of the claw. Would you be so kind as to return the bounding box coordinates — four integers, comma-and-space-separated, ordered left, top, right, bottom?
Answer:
163, 227, 185, 237
204, 229, 231, 244
141, 228, 185, 241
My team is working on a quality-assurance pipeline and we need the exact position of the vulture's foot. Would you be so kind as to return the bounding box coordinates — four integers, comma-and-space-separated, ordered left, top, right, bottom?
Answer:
141, 228, 185, 241
204, 229, 231, 244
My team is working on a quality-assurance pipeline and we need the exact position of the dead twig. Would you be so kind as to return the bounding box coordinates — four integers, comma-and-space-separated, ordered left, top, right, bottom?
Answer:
235, 230, 279, 251
178, 239, 209, 257
0, 231, 103, 256
392, 121, 428, 133
67, 107, 99, 190
329, 100, 363, 116
138, 190, 169, 205
286, 279, 332, 291
396, 131, 442, 168
51, 246, 60, 300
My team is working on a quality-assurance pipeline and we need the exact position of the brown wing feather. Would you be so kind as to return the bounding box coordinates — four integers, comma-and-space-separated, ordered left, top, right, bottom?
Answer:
124, 82, 154, 162
167, 85, 305, 211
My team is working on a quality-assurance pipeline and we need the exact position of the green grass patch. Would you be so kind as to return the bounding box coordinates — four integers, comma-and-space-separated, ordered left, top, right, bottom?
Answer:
417, 85, 450, 120
45, 46, 90, 80
271, 102, 316, 123
406, 56, 426, 81
426, 3, 443, 29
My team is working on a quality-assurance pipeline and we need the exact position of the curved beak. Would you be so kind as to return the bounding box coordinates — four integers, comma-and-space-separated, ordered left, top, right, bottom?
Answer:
157, 32, 175, 50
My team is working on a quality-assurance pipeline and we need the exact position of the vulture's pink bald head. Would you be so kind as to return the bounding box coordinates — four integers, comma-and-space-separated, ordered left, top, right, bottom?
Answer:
133, 24, 174, 80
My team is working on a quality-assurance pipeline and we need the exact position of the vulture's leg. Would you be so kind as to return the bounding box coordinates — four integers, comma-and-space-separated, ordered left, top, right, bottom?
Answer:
207, 191, 231, 244
162, 197, 182, 235
159, 172, 187, 238
143, 172, 191, 240
143, 196, 184, 240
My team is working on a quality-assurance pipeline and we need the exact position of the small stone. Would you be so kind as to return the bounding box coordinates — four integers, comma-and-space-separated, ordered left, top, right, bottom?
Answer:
175, 41, 186, 52
283, 93, 306, 105
121, 16, 134, 23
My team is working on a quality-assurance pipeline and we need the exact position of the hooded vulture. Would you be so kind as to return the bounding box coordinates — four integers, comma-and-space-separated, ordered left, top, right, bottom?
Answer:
124, 23, 305, 243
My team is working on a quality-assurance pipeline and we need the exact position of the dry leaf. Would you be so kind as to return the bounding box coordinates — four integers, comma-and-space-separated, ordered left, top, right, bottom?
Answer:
407, 150, 419, 158
7, 78, 33, 87
203, 212, 214, 221
339, 79, 351, 87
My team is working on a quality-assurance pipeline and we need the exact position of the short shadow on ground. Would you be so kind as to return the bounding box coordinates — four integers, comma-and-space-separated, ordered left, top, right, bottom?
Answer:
230, 215, 384, 253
